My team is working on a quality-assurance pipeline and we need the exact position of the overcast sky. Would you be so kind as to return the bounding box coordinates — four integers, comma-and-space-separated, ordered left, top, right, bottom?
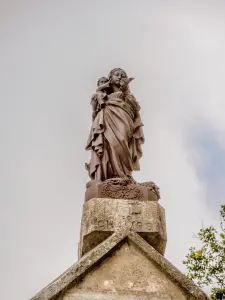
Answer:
1, 1, 225, 299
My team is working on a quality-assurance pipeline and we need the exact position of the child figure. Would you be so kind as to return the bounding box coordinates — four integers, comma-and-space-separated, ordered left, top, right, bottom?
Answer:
91, 77, 110, 121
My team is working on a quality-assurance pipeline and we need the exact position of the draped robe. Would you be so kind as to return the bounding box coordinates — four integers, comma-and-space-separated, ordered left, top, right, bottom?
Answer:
86, 91, 144, 181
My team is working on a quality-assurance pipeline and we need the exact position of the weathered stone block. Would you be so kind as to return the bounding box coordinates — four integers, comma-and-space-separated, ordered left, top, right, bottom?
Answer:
79, 198, 167, 258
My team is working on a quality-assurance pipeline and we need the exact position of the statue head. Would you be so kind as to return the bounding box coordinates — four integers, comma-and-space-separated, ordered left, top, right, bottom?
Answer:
97, 77, 109, 86
108, 68, 128, 87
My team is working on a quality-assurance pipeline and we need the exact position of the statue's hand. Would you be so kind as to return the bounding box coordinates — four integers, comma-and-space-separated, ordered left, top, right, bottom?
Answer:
120, 78, 128, 91
120, 77, 134, 91
128, 77, 135, 83
104, 81, 111, 88
109, 78, 113, 86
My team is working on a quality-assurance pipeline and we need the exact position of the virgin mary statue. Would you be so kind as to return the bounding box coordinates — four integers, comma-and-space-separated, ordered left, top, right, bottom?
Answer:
85, 68, 144, 181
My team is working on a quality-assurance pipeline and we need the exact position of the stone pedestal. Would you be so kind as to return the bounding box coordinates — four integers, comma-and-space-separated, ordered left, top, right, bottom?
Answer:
85, 179, 160, 202
31, 196, 210, 300
79, 198, 167, 258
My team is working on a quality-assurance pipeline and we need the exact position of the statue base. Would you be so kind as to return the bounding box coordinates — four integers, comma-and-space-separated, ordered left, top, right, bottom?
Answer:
85, 178, 160, 202
79, 197, 166, 258
31, 195, 209, 300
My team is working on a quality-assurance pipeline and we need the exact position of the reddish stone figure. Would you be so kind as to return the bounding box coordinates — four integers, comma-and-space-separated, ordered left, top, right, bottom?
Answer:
86, 68, 144, 181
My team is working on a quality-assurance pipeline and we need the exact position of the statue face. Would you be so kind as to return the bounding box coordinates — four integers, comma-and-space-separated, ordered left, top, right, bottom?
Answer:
111, 69, 127, 86
98, 77, 108, 86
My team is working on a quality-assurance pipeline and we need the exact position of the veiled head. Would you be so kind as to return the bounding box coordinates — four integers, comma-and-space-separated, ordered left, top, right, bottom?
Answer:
108, 68, 128, 87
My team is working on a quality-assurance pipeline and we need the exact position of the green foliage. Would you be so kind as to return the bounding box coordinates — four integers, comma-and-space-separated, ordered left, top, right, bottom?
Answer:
183, 205, 225, 299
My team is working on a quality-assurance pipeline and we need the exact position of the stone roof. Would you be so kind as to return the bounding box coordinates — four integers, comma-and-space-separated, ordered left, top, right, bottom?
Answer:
31, 230, 210, 300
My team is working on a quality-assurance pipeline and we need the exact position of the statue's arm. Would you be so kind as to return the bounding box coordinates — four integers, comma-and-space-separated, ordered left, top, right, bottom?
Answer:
120, 77, 134, 93
96, 81, 110, 92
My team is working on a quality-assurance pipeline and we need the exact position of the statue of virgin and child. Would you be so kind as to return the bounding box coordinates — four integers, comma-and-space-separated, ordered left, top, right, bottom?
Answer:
85, 68, 145, 182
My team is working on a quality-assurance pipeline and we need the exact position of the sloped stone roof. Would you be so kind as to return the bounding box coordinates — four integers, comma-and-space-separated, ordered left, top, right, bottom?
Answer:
31, 230, 210, 300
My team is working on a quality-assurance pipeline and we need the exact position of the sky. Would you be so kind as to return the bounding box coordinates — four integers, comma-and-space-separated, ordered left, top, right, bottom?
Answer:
1, 1, 225, 299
